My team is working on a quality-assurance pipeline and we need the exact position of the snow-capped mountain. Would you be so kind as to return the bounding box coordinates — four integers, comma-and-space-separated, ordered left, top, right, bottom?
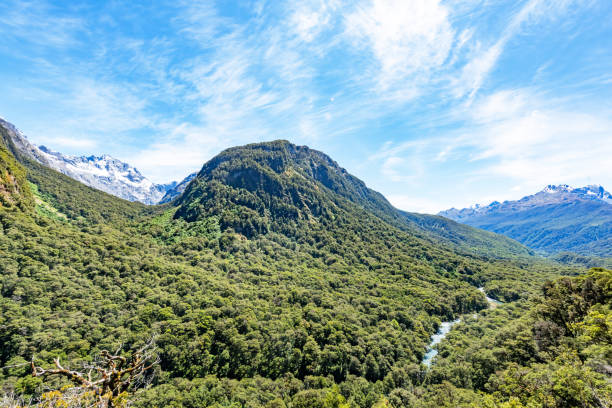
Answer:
36, 145, 177, 204
0, 117, 190, 205
439, 185, 612, 256
442, 184, 612, 221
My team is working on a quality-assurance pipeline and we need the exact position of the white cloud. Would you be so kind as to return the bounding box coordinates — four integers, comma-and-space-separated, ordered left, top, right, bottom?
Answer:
466, 88, 612, 165
345, 0, 454, 93
2, 0, 605, 195
381, 156, 405, 180
369, 87, 612, 212
289, 0, 339, 42
172, 1, 228, 45
62, 80, 152, 134
471, 106, 612, 187
43, 137, 98, 150
471, 89, 529, 122
386, 194, 453, 214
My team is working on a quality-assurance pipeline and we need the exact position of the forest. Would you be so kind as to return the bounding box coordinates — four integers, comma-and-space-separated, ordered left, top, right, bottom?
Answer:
0, 134, 610, 407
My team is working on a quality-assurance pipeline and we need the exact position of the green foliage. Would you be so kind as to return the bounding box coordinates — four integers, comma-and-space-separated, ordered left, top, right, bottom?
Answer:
176, 140, 532, 259
551, 251, 612, 270
0, 139, 601, 407
0, 143, 33, 210
423, 268, 612, 407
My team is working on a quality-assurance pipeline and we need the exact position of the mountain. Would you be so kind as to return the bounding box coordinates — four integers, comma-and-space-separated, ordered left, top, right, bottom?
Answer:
440, 184, 612, 256
1, 131, 605, 407
0, 134, 32, 210
159, 171, 197, 203
176, 140, 531, 258
0, 117, 184, 204
35, 145, 177, 204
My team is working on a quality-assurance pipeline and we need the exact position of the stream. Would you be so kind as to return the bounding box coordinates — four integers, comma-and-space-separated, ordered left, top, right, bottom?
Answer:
421, 318, 461, 367
422, 287, 503, 367
478, 286, 503, 307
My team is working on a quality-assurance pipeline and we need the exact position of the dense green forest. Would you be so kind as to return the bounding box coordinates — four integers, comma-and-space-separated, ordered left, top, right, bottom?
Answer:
0, 135, 609, 407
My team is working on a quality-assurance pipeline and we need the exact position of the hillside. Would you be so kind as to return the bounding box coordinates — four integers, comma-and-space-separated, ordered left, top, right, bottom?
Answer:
1, 136, 604, 407
177, 140, 532, 259
0, 138, 32, 210
160, 172, 197, 204
440, 185, 612, 257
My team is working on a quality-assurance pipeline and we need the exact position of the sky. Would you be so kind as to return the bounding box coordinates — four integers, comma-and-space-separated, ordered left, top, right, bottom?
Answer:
0, 0, 610, 213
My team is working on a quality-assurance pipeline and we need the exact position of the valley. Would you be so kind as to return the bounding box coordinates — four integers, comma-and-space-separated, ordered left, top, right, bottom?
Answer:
440, 185, 612, 258
422, 287, 502, 368
0, 122, 610, 407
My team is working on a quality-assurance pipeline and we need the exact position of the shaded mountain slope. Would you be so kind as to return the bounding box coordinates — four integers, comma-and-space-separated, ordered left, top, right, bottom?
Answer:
177, 140, 531, 259
160, 172, 197, 204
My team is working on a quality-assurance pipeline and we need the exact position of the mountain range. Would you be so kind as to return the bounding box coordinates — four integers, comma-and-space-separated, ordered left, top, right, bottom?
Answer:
440, 184, 612, 257
0, 116, 609, 407
3, 117, 610, 259
0, 118, 193, 204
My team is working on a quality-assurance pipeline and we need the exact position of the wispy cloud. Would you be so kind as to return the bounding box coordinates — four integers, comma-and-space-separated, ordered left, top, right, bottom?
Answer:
453, 0, 585, 100
120, 2, 325, 181
344, 0, 454, 98
289, 0, 339, 43
369, 87, 612, 211
0, 0, 85, 49
44, 137, 98, 150
466, 89, 612, 187
0, 0, 608, 203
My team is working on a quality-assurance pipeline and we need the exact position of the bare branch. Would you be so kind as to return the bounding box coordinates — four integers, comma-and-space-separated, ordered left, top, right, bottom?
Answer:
30, 338, 158, 407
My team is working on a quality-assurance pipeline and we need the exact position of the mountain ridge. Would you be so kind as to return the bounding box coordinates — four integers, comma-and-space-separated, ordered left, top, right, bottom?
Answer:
177, 140, 532, 259
0, 117, 192, 204
440, 184, 612, 256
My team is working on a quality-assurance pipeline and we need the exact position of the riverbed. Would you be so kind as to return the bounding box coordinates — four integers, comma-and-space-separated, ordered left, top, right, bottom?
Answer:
478, 286, 503, 308
422, 318, 461, 367
422, 287, 503, 367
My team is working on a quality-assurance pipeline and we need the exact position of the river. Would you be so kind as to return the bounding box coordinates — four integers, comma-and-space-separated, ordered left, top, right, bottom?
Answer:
422, 287, 503, 367
421, 318, 461, 367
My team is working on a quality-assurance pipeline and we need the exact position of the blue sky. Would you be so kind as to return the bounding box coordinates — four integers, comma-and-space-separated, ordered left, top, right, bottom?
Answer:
0, 0, 610, 212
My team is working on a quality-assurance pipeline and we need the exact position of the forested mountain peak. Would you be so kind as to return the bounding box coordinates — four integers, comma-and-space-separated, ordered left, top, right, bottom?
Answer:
195, 140, 391, 210
175, 140, 397, 237
174, 140, 532, 259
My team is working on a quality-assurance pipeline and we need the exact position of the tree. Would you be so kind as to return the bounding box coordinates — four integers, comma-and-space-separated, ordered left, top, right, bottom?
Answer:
30, 340, 158, 408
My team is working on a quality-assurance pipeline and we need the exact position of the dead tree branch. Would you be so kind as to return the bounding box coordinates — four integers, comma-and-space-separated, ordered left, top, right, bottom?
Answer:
31, 338, 158, 407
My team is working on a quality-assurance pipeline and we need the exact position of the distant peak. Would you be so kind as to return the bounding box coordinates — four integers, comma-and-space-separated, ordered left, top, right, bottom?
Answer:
85, 153, 112, 161
1, 116, 190, 204
539, 184, 611, 201
542, 184, 572, 193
